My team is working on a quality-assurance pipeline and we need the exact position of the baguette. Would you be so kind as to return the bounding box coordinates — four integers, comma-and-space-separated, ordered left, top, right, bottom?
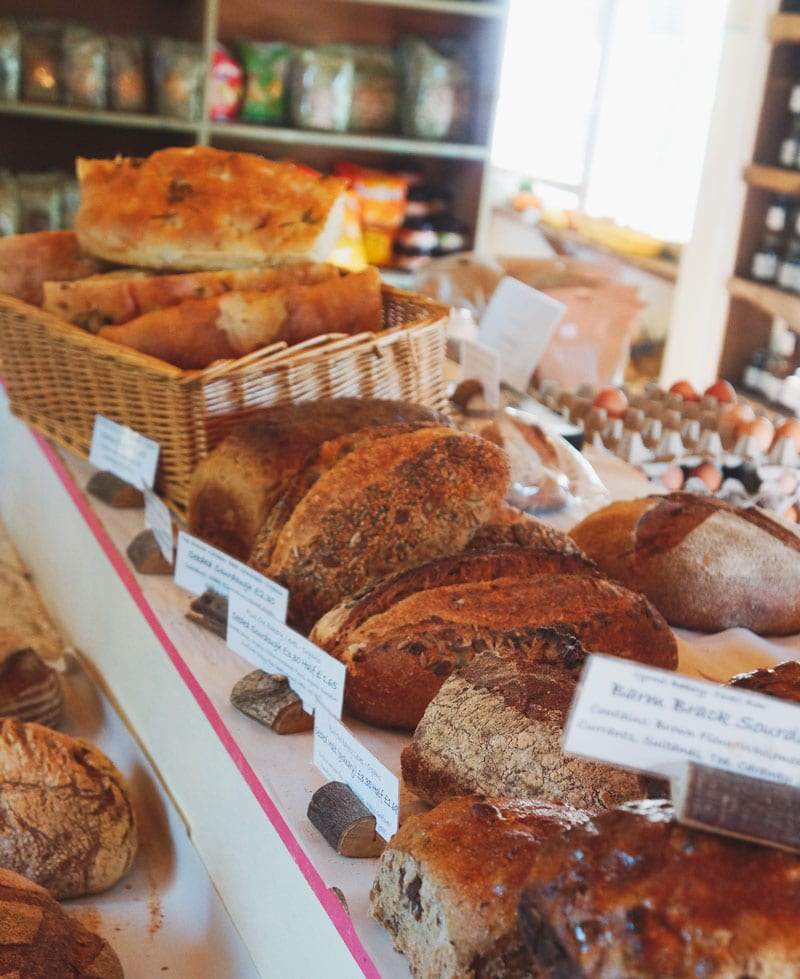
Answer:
315, 571, 677, 730
401, 630, 649, 809
569, 491, 800, 634
370, 795, 589, 979
97, 265, 382, 369
187, 397, 450, 562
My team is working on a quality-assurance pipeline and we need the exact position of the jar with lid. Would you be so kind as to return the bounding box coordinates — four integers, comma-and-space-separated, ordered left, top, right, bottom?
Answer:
393, 216, 438, 270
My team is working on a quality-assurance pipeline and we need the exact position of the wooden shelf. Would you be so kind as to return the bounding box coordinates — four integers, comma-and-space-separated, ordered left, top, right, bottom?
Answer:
744, 162, 800, 195
728, 275, 800, 326
768, 12, 800, 44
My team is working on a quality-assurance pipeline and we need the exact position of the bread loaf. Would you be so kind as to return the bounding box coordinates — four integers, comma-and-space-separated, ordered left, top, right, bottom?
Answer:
401, 629, 648, 809
568, 491, 800, 634
0, 866, 123, 978
0, 646, 63, 727
314, 571, 677, 730
256, 426, 511, 633
518, 799, 800, 977
0, 719, 137, 899
187, 397, 449, 562
467, 502, 588, 557
41, 261, 340, 332
97, 265, 383, 369
727, 658, 800, 701
74, 146, 348, 270
0, 230, 109, 305
370, 795, 589, 979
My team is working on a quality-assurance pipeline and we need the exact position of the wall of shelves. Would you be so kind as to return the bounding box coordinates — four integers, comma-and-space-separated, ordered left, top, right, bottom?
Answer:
0, 0, 509, 252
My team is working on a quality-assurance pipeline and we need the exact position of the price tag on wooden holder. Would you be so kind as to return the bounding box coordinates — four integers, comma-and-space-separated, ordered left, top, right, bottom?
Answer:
563, 655, 800, 852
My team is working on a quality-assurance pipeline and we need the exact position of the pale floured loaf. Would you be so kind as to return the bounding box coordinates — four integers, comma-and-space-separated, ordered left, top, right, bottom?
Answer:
187, 397, 450, 562
0, 719, 137, 899
0, 866, 124, 978
370, 795, 589, 979
569, 491, 800, 634
74, 145, 348, 270
518, 799, 800, 978
401, 629, 649, 809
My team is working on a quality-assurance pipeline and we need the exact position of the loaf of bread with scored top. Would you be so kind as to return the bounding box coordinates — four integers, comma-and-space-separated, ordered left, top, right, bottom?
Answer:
518, 798, 800, 977
255, 425, 511, 633
401, 628, 649, 809
0, 866, 124, 978
187, 397, 449, 562
0, 719, 137, 899
370, 794, 589, 979
569, 491, 800, 634
312, 568, 677, 730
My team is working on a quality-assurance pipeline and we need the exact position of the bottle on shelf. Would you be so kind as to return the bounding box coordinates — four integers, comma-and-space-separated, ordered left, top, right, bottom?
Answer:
751, 195, 790, 285
779, 85, 800, 169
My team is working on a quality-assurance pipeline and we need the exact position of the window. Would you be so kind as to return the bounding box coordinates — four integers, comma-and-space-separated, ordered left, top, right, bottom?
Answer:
491, 0, 730, 243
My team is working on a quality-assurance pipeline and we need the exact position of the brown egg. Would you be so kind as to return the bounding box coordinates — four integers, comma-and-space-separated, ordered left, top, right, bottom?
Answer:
659, 464, 685, 491
773, 417, 800, 452
783, 503, 799, 524
703, 378, 737, 404
668, 379, 701, 402
688, 460, 722, 492
591, 386, 628, 420
742, 415, 775, 454
719, 402, 756, 436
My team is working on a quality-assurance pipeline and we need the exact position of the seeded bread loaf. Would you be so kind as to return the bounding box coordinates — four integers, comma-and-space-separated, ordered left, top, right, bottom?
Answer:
401, 629, 649, 809
370, 795, 589, 979
569, 492, 800, 634
0, 719, 137, 899
187, 397, 449, 562
0, 866, 124, 978
256, 426, 511, 633
518, 799, 800, 977
313, 570, 677, 730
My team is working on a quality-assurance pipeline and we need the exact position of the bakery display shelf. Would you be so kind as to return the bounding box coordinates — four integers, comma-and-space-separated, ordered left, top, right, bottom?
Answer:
208, 119, 489, 162
744, 161, 800, 196
727, 274, 800, 322
331, 0, 506, 18
0, 98, 200, 134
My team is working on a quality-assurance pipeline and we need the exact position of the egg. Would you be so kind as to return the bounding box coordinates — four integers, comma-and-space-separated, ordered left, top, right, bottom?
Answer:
742, 415, 775, 454
659, 464, 685, 491
590, 386, 628, 420
668, 379, 701, 402
773, 417, 800, 452
703, 378, 737, 404
784, 503, 799, 524
688, 460, 723, 492
719, 402, 756, 436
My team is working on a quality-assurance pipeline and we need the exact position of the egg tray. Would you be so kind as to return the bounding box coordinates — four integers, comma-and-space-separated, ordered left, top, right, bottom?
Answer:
529, 379, 800, 521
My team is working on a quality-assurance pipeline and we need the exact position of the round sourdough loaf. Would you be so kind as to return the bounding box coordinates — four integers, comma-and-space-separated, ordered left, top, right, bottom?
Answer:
518, 799, 800, 977
569, 491, 800, 634
0, 866, 124, 978
370, 795, 589, 979
0, 720, 138, 899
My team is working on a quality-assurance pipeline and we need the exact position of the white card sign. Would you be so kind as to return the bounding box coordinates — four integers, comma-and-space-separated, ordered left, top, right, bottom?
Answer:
89, 415, 159, 489
143, 487, 174, 563
477, 276, 565, 392
460, 340, 501, 409
313, 707, 399, 839
174, 531, 288, 621
563, 655, 800, 788
227, 593, 345, 718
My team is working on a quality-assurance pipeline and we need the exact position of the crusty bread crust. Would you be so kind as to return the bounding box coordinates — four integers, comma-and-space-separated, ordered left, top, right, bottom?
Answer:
0, 719, 137, 899
370, 795, 589, 979
187, 397, 449, 562
260, 427, 511, 633
519, 799, 800, 978
321, 571, 676, 730
401, 632, 648, 809
74, 146, 348, 270
569, 492, 800, 634
728, 658, 800, 700
0, 867, 123, 978
0, 230, 108, 305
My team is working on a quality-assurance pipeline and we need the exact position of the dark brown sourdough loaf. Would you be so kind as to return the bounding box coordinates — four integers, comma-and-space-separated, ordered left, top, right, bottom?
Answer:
371, 795, 590, 979
518, 799, 800, 978
311, 563, 677, 731
569, 491, 800, 634
401, 628, 649, 810
251, 425, 511, 633
728, 658, 800, 699
0, 867, 124, 978
187, 396, 450, 561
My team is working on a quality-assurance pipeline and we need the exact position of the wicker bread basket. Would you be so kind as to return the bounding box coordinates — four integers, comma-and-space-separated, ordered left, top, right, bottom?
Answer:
0, 285, 449, 517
